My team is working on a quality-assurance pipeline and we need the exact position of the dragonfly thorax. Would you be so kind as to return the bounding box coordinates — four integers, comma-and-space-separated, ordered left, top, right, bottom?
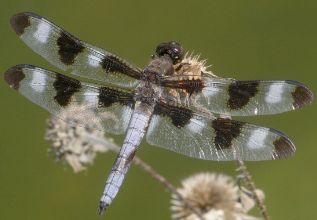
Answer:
134, 81, 160, 105
142, 55, 174, 82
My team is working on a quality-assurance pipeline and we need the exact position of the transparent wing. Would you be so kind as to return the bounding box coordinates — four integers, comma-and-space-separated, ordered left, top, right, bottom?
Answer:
4, 64, 135, 134
146, 102, 295, 161
10, 12, 142, 88
161, 76, 313, 116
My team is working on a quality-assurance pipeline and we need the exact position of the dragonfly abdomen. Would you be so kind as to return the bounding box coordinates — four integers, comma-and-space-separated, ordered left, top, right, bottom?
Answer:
98, 102, 153, 214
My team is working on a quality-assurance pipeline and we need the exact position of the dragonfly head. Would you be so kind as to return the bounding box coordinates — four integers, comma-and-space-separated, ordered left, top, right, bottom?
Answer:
156, 41, 184, 64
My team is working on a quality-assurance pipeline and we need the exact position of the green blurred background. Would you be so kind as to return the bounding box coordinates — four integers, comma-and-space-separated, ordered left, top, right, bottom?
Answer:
0, 0, 316, 219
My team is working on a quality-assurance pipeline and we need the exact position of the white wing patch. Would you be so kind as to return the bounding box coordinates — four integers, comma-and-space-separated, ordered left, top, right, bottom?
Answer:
187, 118, 206, 134
121, 106, 133, 130
83, 88, 99, 105
30, 69, 46, 92
33, 20, 51, 43
265, 84, 284, 104
202, 87, 220, 97
201, 87, 221, 105
247, 128, 269, 149
88, 54, 101, 67
147, 115, 159, 135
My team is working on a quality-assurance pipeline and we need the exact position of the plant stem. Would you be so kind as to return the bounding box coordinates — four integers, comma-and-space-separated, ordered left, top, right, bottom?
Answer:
236, 160, 270, 220
132, 156, 205, 220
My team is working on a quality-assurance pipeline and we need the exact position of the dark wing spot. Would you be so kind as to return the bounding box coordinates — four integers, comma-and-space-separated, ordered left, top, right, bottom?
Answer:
53, 74, 81, 106
4, 66, 25, 90
101, 55, 141, 78
98, 87, 135, 108
211, 118, 244, 150
153, 103, 193, 128
57, 32, 84, 65
289, 83, 314, 109
10, 13, 31, 36
272, 136, 295, 159
228, 81, 259, 110
162, 79, 204, 95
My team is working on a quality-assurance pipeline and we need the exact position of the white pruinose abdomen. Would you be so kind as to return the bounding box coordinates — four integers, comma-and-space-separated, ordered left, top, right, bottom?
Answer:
98, 102, 153, 214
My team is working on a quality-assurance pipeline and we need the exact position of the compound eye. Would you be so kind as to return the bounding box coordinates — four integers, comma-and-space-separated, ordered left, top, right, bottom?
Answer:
171, 44, 184, 64
171, 52, 182, 64
173, 47, 180, 53
155, 41, 184, 64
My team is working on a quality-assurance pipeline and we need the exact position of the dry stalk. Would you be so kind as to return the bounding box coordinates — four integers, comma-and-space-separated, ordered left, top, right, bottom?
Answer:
236, 160, 270, 220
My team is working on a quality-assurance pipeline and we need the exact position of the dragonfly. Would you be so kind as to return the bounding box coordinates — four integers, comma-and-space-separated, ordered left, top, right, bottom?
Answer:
4, 12, 313, 214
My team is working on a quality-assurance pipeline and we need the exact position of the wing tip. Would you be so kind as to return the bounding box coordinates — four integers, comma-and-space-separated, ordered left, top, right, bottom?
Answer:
272, 133, 296, 160
4, 65, 26, 90
285, 80, 314, 109
10, 12, 42, 36
293, 85, 314, 109
10, 12, 30, 36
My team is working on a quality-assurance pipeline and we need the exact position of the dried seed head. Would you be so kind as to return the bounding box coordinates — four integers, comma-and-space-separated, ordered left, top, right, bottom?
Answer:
174, 52, 216, 77
238, 188, 265, 214
171, 172, 262, 220
45, 104, 116, 172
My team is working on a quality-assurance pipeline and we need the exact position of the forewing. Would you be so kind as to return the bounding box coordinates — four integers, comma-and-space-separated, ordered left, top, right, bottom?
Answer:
10, 12, 142, 88
162, 76, 313, 116
4, 64, 135, 134
146, 102, 295, 161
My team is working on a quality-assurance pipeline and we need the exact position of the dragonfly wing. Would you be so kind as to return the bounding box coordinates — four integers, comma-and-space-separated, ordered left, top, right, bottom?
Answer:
146, 102, 295, 161
4, 64, 135, 134
10, 12, 142, 88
